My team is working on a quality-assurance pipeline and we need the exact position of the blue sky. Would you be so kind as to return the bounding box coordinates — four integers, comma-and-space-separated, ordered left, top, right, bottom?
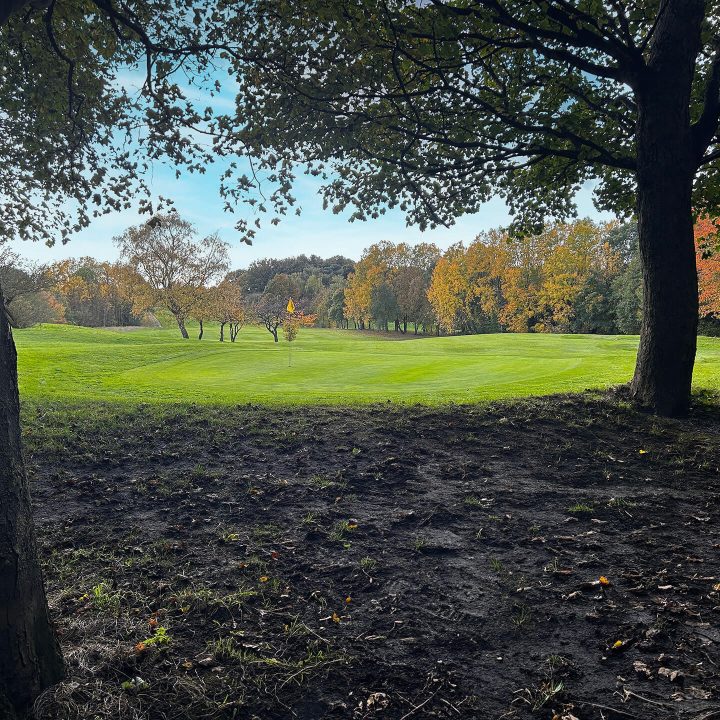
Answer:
8, 67, 612, 269
10, 167, 611, 269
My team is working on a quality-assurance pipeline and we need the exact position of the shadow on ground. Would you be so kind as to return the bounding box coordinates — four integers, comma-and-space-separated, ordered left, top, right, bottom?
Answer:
23, 393, 720, 720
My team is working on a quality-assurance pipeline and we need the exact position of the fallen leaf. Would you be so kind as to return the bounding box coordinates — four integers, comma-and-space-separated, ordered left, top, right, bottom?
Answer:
259, 576, 269, 583
599, 576, 611, 586
658, 667, 683, 682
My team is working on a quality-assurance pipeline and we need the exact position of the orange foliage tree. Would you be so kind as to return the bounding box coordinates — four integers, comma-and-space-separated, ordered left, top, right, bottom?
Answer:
695, 217, 720, 319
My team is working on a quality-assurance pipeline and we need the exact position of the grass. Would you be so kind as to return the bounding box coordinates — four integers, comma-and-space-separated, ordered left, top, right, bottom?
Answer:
13, 322, 720, 405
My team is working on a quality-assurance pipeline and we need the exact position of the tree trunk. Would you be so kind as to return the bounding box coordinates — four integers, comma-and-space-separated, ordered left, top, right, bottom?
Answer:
630, 0, 703, 416
272, 327, 278, 342
198, 319, 204, 340
174, 313, 189, 339
220, 322, 225, 342
0, 285, 64, 716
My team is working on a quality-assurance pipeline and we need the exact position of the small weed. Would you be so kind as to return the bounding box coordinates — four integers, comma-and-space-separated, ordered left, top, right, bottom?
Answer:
329, 520, 357, 543
253, 523, 282, 541
283, 617, 312, 638
514, 680, 564, 712
310, 474, 335, 489
219, 526, 241, 543
512, 604, 532, 629
301, 512, 316, 525
360, 556, 377, 573
514, 655, 569, 711
412, 536, 426, 552
464, 495, 493, 508
191, 463, 208, 479
142, 626, 171, 647
89, 582, 120, 613
490, 557, 504, 573
567, 503, 594, 515
608, 496, 635, 509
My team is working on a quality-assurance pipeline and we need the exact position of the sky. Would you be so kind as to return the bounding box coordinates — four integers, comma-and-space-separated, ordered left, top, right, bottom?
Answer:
9, 166, 612, 270
7, 67, 613, 270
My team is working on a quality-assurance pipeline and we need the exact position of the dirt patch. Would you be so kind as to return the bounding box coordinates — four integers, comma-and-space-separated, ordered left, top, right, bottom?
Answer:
23, 394, 720, 719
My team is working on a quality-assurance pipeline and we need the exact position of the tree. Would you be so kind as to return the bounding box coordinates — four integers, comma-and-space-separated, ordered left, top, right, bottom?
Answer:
210, 281, 247, 342
696, 217, 720, 319
324, 277, 349, 328
1, 1, 250, 712
370, 282, 398, 332
281, 309, 316, 366
191, 287, 211, 340
234, 0, 720, 415
46, 258, 141, 327
0, 284, 64, 717
536, 221, 619, 333
115, 215, 230, 338
0, 250, 51, 327
393, 266, 429, 333
428, 237, 508, 334
253, 274, 298, 342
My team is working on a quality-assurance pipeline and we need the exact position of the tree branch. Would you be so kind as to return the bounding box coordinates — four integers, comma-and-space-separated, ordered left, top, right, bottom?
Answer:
692, 46, 720, 163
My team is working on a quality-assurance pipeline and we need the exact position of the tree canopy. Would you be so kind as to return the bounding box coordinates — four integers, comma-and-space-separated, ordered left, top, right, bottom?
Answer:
0, 0, 258, 246
230, 0, 720, 231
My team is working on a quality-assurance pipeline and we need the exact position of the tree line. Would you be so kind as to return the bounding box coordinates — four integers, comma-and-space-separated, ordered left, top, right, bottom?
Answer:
4, 217, 720, 340
341, 219, 720, 337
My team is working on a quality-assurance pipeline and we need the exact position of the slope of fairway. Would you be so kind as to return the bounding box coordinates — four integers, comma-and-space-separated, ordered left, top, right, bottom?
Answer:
14, 323, 720, 404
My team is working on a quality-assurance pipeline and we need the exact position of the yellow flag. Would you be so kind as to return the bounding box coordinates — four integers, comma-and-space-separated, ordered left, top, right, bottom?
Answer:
286, 298, 295, 313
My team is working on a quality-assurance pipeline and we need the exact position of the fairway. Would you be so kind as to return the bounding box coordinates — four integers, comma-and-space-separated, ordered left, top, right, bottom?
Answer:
14, 323, 720, 404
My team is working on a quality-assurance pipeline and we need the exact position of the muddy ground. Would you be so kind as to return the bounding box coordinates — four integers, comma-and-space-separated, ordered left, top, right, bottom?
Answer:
22, 393, 720, 720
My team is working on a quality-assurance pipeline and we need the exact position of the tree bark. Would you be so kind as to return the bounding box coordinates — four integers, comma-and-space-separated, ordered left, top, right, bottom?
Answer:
220, 322, 225, 342
174, 314, 189, 339
0, 284, 64, 716
198, 319, 204, 340
630, 0, 703, 416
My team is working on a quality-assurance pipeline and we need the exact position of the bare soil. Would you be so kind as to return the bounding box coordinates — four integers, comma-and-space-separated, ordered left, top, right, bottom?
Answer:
23, 394, 720, 720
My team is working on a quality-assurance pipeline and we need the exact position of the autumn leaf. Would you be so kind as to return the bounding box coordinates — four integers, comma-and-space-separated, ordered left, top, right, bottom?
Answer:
332, 612, 341, 623
134, 642, 147, 654
259, 576, 269, 583
599, 576, 611, 586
